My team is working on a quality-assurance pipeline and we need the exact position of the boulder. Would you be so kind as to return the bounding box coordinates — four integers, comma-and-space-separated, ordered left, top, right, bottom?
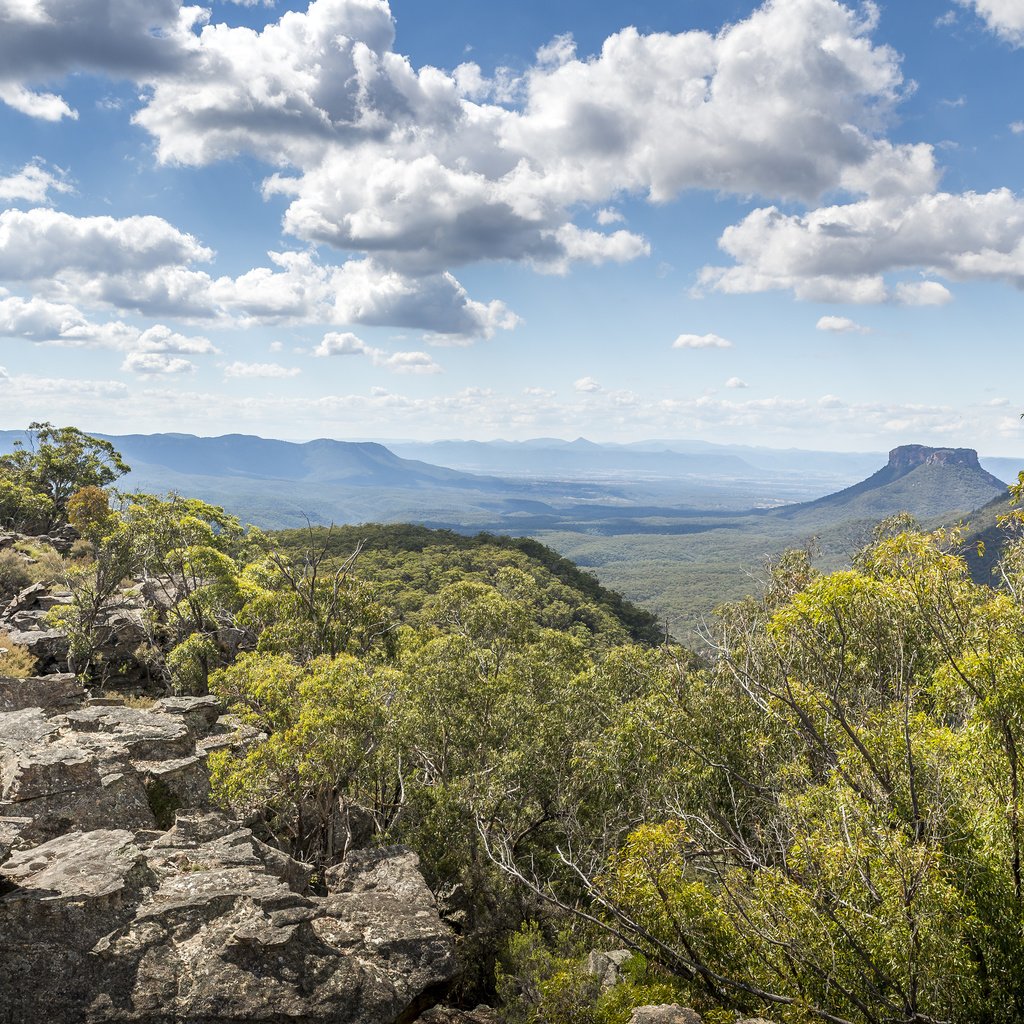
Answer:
153, 695, 223, 737
3, 628, 69, 673
587, 947, 633, 990
3, 581, 50, 617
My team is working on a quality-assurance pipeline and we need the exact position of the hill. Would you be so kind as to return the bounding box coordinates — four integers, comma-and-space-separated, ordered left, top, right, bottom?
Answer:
770, 445, 1007, 527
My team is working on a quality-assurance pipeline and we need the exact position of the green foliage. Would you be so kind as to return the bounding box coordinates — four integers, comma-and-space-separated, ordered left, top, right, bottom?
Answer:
0, 422, 128, 530
0, 476, 54, 533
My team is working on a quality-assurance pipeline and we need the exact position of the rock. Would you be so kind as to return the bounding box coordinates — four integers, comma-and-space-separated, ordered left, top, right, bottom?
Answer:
4, 628, 69, 673
3, 581, 50, 617
416, 1008, 501, 1023
0, 815, 31, 862
587, 947, 632, 990
0, 635, 457, 1024
628, 1007, 702, 1024
153, 695, 223, 737
0, 672, 84, 713
0, 820, 456, 1023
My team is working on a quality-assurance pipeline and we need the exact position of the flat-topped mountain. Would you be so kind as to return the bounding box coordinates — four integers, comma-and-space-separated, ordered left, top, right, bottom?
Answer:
772, 444, 1008, 525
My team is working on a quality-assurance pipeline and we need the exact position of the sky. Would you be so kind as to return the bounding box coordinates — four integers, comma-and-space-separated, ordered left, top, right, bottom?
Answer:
1, 0, 1024, 453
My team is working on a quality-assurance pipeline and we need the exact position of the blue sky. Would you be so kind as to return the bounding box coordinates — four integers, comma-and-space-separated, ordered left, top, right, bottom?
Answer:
1, 0, 1023, 452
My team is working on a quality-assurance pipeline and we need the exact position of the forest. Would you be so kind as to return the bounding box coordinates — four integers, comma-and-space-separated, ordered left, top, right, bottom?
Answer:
5, 423, 1024, 1023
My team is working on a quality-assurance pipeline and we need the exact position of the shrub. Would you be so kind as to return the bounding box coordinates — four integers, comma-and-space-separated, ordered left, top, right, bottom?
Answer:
0, 549, 31, 599
0, 630, 37, 678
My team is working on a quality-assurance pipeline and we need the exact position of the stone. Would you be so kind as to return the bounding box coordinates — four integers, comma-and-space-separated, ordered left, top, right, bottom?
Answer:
3, 581, 50, 617
628, 1007, 702, 1024
587, 947, 633, 990
153, 695, 223, 737
416, 1008, 501, 1023
0, 822, 456, 1023
0, 672, 84, 713
4, 628, 69, 672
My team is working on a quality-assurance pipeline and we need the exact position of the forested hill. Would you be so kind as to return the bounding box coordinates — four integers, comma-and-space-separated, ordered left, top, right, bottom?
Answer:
273, 522, 666, 646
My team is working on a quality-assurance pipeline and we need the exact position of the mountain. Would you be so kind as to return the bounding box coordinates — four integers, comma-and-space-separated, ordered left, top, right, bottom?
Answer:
767, 445, 1008, 528
386, 437, 763, 480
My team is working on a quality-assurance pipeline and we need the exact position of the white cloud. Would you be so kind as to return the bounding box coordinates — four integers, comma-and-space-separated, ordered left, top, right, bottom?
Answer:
0, 83, 77, 121
725, 377, 748, 389
134, 324, 216, 354
596, 208, 624, 226
0, 160, 73, 203
223, 361, 302, 379
0, 294, 219, 355
958, 0, 1024, 44
315, 331, 368, 357
893, 280, 953, 306
673, 333, 733, 349
122, 0, 926, 284
1012, 121, 1024, 134
816, 315, 871, 332
0, 0, 203, 121
0, 207, 212, 282
314, 331, 440, 374
574, 376, 602, 393
0, 0, 960, 335
122, 352, 195, 376
702, 189, 1024, 302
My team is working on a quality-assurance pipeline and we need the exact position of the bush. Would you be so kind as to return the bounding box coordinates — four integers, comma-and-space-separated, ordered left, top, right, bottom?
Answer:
0, 549, 31, 599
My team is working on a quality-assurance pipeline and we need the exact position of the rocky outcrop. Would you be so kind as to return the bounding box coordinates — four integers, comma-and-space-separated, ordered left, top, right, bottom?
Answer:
0, 662, 457, 1021
886, 444, 986, 475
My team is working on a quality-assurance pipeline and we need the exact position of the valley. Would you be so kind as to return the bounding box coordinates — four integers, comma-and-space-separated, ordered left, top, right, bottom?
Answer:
2, 429, 1015, 640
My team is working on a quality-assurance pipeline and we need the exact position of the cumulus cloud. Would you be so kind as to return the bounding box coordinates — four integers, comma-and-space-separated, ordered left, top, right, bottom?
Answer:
0, 294, 218, 355
0, 207, 212, 282
725, 377, 748, 389
314, 331, 440, 373
122, 352, 195, 375
673, 333, 733, 349
816, 315, 871, 332
0, 161, 73, 203
701, 189, 1024, 302
0, 0, 965, 332
0, 0, 203, 120
0, 210, 515, 338
574, 376, 602, 393
121, 0, 928, 283
223, 361, 302, 378
959, 0, 1024, 44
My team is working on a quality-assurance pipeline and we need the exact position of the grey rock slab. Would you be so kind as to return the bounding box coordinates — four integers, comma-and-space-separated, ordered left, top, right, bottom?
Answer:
63, 705, 193, 760
1, 828, 148, 901
629, 1007, 703, 1024
153, 695, 223, 737
0, 672, 84, 713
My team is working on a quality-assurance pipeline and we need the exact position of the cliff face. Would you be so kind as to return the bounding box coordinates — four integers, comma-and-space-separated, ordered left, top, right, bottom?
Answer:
886, 445, 987, 475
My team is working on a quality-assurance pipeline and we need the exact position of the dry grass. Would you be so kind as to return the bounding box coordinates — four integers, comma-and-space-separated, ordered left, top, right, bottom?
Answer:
0, 630, 37, 678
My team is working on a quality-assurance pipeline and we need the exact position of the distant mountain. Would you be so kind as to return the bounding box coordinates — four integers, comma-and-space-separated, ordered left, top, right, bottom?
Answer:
386, 437, 763, 480
0, 430, 509, 491
773, 445, 1008, 526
